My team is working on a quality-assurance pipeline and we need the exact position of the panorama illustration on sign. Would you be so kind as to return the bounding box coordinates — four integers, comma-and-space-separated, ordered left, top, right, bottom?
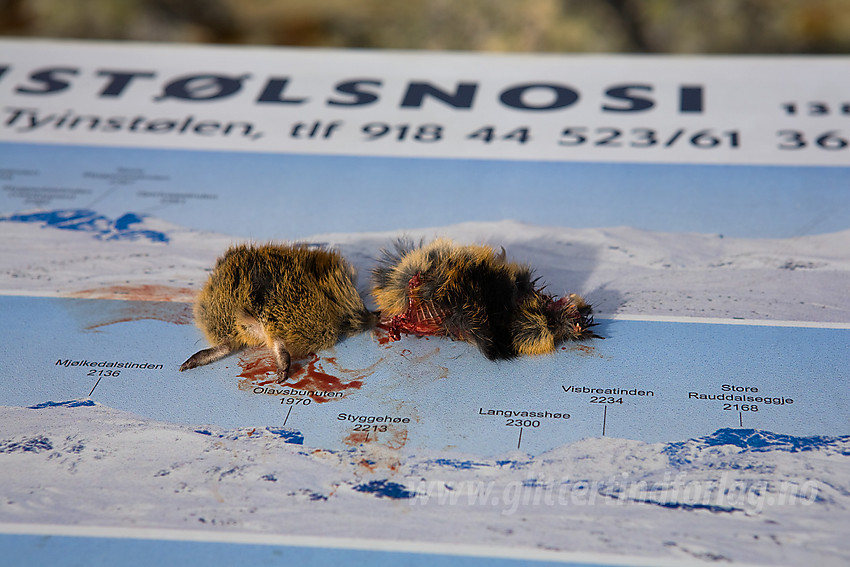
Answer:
1, 40, 849, 567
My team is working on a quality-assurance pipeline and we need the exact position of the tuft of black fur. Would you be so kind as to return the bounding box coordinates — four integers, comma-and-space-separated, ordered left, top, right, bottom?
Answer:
371, 239, 596, 360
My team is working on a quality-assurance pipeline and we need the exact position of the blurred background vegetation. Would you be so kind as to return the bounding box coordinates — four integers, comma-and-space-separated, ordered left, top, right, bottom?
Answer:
1, 0, 849, 53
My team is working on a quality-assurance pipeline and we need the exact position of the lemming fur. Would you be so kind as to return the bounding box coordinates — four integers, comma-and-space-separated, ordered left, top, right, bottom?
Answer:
372, 238, 596, 359
180, 243, 375, 381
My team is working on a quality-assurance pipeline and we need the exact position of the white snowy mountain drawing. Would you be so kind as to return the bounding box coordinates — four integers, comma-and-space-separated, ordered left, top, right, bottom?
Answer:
1, 400, 848, 566
1, 208, 848, 323
1, 209, 849, 565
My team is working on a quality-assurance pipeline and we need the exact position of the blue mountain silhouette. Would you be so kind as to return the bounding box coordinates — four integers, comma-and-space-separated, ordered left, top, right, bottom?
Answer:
0, 209, 169, 243
685, 428, 847, 452
663, 428, 850, 467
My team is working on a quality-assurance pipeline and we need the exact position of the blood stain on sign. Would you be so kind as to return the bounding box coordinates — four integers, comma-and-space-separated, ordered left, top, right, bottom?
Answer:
375, 327, 394, 346
384, 427, 408, 451
374, 326, 435, 347
237, 349, 384, 403
236, 354, 280, 389
342, 427, 408, 451
343, 431, 370, 446
566, 343, 603, 358
69, 284, 196, 303
63, 296, 193, 330
342, 428, 408, 472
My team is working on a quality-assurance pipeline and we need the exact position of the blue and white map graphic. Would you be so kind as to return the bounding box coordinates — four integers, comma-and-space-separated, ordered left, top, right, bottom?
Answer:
1, 141, 849, 566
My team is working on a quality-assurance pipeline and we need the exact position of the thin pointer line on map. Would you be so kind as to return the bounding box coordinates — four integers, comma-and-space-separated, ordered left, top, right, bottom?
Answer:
602, 405, 608, 436
84, 187, 119, 209
282, 406, 292, 427
88, 376, 103, 397
517, 427, 523, 450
